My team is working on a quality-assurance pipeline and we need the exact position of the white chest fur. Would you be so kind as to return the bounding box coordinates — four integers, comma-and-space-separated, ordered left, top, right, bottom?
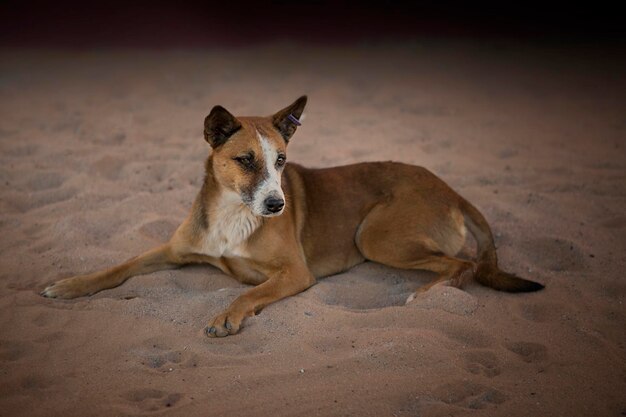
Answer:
199, 191, 262, 258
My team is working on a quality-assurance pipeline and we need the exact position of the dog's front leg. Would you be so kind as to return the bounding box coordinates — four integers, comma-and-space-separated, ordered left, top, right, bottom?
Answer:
42, 244, 184, 298
206, 262, 315, 337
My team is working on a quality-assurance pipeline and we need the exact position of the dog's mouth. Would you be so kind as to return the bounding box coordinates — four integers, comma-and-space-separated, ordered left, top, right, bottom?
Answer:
244, 199, 285, 217
260, 208, 284, 217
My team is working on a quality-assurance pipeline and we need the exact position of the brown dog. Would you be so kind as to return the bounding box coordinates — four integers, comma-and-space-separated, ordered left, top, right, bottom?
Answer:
42, 96, 543, 337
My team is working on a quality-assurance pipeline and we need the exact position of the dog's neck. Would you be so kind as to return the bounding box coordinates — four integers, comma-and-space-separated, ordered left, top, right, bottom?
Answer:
197, 158, 263, 257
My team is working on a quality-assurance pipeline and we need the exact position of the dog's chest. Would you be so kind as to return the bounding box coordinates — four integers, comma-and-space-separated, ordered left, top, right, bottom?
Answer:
199, 202, 261, 258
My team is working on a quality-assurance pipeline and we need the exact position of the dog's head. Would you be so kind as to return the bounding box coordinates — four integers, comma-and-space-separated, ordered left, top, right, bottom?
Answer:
203, 96, 307, 217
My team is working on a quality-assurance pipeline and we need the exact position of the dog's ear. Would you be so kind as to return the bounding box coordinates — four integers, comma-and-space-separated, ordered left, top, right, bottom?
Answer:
204, 105, 242, 148
272, 95, 307, 142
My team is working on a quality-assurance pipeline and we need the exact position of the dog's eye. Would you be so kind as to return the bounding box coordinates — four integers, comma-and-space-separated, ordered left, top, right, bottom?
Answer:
234, 155, 254, 168
276, 155, 286, 167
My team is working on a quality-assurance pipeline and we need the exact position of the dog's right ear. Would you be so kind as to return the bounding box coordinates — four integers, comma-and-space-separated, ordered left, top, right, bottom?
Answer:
272, 95, 307, 142
204, 105, 242, 148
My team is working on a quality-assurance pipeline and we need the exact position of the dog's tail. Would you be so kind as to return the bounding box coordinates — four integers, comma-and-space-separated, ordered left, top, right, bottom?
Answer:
459, 199, 544, 292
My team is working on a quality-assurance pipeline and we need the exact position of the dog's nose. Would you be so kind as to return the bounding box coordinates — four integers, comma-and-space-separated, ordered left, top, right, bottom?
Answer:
264, 197, 285, 213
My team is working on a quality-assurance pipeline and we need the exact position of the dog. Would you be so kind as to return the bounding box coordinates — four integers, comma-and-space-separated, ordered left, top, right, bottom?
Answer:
42, 96, 544, 337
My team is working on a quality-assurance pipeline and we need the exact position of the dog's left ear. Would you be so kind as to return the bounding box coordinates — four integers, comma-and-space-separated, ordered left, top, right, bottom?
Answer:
272, 95, 307, 142
204, 105, 242, 148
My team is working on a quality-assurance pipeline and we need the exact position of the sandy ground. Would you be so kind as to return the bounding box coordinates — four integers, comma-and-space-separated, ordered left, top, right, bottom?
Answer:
0, 41, 625, 417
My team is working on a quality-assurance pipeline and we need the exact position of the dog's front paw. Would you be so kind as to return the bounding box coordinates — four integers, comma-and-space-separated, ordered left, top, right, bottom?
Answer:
41, 277, 93, 299
205, 309, 245, 338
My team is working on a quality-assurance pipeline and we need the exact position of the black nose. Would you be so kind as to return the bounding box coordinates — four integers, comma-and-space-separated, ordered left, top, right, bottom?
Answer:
264, 197, 285, 213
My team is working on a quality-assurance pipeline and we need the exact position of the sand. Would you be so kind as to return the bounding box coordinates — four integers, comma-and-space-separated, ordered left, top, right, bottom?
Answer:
0, 41, 625, 416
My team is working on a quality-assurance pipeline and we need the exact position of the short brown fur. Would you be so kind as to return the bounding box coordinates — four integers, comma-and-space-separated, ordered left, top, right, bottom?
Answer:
42, 96, 543, 337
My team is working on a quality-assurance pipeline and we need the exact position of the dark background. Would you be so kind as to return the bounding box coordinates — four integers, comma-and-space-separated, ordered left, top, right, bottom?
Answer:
1, 0, 625, 48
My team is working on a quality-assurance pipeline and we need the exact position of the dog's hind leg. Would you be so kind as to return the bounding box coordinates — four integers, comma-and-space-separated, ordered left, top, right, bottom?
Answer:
361, 240, 475, 302
400, 255, 476, 303
356, 200, 475, 300
41, 244, 185, 299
